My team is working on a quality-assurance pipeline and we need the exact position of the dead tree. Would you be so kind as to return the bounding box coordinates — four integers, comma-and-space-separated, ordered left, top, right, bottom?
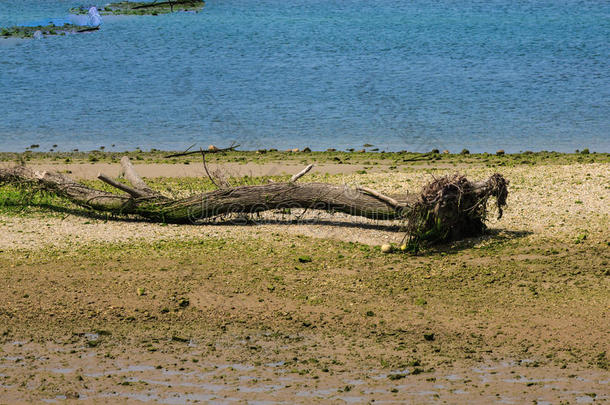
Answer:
0, 157, 508, 246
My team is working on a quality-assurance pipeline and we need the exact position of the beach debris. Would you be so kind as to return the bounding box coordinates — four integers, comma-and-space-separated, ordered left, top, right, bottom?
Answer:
381, 244, 393, 253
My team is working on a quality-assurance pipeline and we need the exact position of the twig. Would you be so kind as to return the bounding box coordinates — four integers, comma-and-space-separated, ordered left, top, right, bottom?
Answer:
200, 148, 219, 189
291, 164, 314, 182
97, 173, 148, 199
356, 186, 402, 209
120, 156, 155, 195
164, 142, 239, 158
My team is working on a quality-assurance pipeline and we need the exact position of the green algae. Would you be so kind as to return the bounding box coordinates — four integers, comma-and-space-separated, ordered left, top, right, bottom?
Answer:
70, 0, 205, 16
0, 23, 98, 39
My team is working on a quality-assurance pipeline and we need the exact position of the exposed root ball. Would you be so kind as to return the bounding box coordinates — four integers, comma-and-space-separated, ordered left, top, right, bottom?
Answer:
405, 173, 509, 248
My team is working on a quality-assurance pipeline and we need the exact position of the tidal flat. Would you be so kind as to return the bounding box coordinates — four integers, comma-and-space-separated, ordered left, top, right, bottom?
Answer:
0, 152, 608, 403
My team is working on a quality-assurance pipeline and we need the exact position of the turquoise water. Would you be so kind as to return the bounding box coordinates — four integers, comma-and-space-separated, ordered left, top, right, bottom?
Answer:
1, 0, 608, 152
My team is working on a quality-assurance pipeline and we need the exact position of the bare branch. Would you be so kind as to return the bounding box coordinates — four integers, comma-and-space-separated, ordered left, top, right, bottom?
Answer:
97, 173, 148, 199
356, 186, 402, 209
291, 164, 314, 182
120, 156, 155, 195
200, 148, 219, 189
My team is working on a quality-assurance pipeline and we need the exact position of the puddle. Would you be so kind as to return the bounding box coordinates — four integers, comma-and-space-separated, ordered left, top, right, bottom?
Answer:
217, 363, 255, 371
2, 356, 24, 361
503, 377, 562, 384
296, 388, 338, 397
265, 361, 285, 367
236, 384, 284, 393
125, 377, 226, 391
99, 391, 235, 404
85, 364, 156, 377
49, 368, 74, 374
335, 396, 367, 403
84, 333, 99, 341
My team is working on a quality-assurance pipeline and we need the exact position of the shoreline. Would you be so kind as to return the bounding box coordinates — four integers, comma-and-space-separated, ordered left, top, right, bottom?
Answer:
1, 149, 608, 180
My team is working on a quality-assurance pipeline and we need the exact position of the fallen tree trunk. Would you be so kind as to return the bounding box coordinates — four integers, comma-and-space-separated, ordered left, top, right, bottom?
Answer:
0, 158, 508, 245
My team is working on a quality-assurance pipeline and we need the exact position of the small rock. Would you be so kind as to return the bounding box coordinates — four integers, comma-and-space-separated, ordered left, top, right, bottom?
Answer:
381, 244, 393, 253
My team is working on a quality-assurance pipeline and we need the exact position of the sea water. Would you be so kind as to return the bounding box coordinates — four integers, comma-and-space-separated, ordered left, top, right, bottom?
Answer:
0, 0, 608, 152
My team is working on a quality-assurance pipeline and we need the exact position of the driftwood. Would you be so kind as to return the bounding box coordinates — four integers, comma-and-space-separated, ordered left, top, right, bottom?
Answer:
0, 158, 508, 245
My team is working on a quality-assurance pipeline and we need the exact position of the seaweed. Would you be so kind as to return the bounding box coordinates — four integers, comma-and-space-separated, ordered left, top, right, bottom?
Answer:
70, 0, 205, 16
0, 23, 97, 39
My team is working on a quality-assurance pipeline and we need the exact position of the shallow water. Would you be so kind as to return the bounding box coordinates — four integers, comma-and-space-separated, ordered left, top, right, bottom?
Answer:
0, 0, 608, 152
2, 340, 609, 404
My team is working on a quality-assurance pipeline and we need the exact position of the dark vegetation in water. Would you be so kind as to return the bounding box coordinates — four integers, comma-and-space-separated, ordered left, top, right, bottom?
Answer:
70, 0, 205, 16
1, 0, 204, 40
0, 23, 98, 39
